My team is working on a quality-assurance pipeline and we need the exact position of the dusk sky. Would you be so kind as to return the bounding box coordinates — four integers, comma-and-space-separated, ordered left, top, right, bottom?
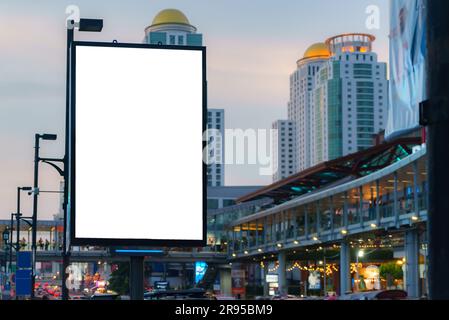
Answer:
0, 0, 389, 219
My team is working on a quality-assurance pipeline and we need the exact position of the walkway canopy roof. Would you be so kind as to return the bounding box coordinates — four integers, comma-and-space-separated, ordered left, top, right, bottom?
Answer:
237, 137, 422, 205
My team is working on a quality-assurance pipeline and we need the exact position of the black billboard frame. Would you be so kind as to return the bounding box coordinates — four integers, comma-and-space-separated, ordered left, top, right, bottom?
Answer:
70, 41, 207, 248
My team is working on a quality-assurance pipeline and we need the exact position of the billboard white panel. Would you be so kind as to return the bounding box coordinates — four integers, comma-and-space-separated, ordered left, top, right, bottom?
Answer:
72, 43, 205, 245
386, 0, 427, 139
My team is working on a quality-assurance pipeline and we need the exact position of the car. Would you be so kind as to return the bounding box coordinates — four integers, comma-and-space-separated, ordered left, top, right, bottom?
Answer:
144, 288, 210, 300
339, 290, 408, 300
70, 295, 89, 300
89, 293, 120, 300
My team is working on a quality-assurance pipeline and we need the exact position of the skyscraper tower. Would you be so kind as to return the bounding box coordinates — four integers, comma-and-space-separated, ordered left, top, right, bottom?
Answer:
273, 34, 388, 181
289, 43, 331, 173
312, 34, 387, 164
145, 9, 224, 186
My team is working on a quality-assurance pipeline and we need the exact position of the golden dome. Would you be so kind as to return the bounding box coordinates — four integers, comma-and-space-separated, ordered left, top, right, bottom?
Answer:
303, 43, 331, 60
151, 9, 191, 26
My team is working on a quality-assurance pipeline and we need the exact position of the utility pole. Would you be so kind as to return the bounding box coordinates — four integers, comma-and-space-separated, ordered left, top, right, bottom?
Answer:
30, 134, 40, 299
61, 19, 74, 302
424, 0, 449, 300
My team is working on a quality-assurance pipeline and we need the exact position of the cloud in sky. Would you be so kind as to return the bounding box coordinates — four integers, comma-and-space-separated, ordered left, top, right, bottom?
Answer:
0, 0, 390, 219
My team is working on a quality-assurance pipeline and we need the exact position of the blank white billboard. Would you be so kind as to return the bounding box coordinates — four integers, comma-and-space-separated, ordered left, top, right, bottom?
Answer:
72, 43, 205, 245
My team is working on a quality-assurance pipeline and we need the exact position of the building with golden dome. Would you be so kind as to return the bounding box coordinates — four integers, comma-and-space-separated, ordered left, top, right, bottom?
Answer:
297, 42, 331, 66
273, 34, 388, 182
144, 9, 225, 186
144, 8, 202, 46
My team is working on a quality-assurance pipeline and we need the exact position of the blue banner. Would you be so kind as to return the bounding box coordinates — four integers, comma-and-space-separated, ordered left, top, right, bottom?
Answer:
17, 251, 32, 269
16, 269, 32, 296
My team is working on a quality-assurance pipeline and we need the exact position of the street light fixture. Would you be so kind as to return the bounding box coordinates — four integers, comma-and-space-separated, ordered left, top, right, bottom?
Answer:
40, 134, 57, 141
78, 18, 103, 32
2, 229, 9, 242
358, 250, 365, 258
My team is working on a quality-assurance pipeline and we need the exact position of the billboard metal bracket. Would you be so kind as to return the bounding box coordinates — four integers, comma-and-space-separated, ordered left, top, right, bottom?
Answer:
419, 97, 449, 126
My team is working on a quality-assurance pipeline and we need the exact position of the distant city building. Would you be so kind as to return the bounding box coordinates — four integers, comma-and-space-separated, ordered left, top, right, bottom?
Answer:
289, 43, 332, 173
207, 109, 225, 186
273, 33, 388, 181
206, 186, 266, 247
145, 10, 223, 186
272, 120, 296, 181
144, 8, 203, 46
207, 186, 262, 211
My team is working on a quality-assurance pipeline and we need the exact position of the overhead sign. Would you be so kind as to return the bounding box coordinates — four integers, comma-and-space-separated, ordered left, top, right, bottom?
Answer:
195, 261, 208, 284
386, 0, 427, 139
231, 269, 246, 296
70, 42, 206, 247
266, 274, 279, 283
154, 281, 169, 291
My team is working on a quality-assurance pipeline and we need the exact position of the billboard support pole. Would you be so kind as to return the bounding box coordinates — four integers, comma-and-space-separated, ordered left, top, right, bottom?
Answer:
424, 0, 449, 300
129, 256, 144, 300
61, 21, 74, 302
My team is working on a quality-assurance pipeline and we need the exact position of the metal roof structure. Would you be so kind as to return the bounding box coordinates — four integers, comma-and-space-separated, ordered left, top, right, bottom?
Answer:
237, 137, 422, 205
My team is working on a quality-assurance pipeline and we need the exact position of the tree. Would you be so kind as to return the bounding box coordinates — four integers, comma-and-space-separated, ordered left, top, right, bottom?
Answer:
108, 262, 129, 295
379, 262, 403, 288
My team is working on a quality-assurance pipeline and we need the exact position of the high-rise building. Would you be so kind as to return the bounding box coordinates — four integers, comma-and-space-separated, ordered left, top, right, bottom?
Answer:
272, 120, 296, 181
144, 8, 203, 46
288, 43, 331, 173
273, 33, 388, 181
145, 9, 224, 186
207, 109, 225, 186
312, 34, 388, 163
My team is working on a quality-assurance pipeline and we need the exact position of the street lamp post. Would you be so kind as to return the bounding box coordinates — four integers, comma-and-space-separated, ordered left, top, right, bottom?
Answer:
31, 133, 57, 299
60, 18, 103, 301
2, 229, 9, 273
9, 214, 14, 273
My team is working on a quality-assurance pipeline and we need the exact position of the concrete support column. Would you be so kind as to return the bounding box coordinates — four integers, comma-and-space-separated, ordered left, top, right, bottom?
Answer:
255, 219, 259, 247
376, 180, 381, 225
405, 229, 420, 298
343, 192, 349, 228
293, 209, 298, 239
394, 172, 399, 227
278, 251, 287, 295
304, 207, 309, 239
340, 240, 351, 296
220, 268, 232, 296
263, 217, 268, 246
330, 196, 334, 236
359, 186, 364, 227
263, 264, 269, 296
